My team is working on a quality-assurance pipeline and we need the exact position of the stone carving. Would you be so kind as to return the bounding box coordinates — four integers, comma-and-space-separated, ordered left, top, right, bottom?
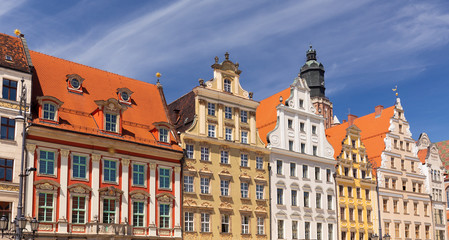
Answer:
255, 206, 266, 212
156, 193, 174, 203
270, 134, 279, 145
384, 136, 392, 151
38, 224, 53, 231
239, 205, 251, 212
91, 154, 101, 162
68, 183, 92, 194
0, 183, 19, 192
130, 190, 150, 200
72, 225, 85, 232
183, 199, 197, 207
388, 119, 395, 132
174, 166, 181, 173
239, 172, 251, 179
149, 162, 157, 170
26, 144, 36, 152
34, 179, 60, 190
219, 202, 232, 210
200, 202, 213, 208
99, 186, 123, 197
60, 149, 70, 158
325, 147, 334, 158
121, 159, 130, 166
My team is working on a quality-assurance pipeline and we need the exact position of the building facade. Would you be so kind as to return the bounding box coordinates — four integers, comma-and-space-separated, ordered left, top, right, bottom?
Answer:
326, 118, 378, 240
168, 53, 270, 240
257, 76, 337, 240
0, 33, 32, 228
24, 50, 183, 239
417, 133, 447, 240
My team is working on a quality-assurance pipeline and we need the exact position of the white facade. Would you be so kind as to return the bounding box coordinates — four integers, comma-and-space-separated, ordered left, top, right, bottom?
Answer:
267, 76, 337, 240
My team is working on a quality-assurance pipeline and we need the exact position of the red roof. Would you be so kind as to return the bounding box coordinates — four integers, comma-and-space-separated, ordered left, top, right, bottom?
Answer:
436, 140, 449, 170
30, 50, 181, 151
0, 33, 30, 73
417, 149, 428, 164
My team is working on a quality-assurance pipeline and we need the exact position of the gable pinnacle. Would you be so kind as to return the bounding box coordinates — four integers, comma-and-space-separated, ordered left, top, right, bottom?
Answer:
225, 52, 229, 60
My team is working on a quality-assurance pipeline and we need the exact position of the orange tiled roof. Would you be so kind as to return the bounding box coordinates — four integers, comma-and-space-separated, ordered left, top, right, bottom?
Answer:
436, 140, 449, 171
30, 50, 181, 151
417, 149, 428, 164
326, 106, 395, 168
0, 33, 30, 73
256, 88, 290, 145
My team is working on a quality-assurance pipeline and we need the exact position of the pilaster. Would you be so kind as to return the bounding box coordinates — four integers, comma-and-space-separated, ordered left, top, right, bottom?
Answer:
174, 166, 181, 237
250, 111, 256, 144
58, 149, 70, 233
91, 154, 101, 221
121, 158, 130, 223
25, 144, 36, 217
198, 99, 206, 135
149, 162, 157, 236
217, 104, 224, 138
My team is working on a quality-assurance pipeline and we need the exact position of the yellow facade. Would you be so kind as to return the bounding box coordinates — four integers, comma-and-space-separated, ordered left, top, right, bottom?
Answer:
335, 125, 377, 240
170, 53, 270, 240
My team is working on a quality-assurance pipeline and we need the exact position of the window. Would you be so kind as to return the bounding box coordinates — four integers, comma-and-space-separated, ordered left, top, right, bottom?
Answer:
185, 212, 194, 232
305, 222, 310, 239
225, 106, 232, 119
353, 169, 357, 178
392, 179, 396, 189
225, 128, 232, 140
391, 157, 395, 168
340, 207, 346, 220
361, 170, 366, 179
278, 220, 284, 239
425, 226, 430, 239
344, 167, 349, 176
105, 113, 117, 132
256, 184, 264, 200
201, 213, 210, 232
200, 177, 210, 194
301, 143, 305, 153
315, 167, 320, 180
385, 222, 390, 234
367, 209, 372, 222
221, 151, 229, 164
241, 110, 248, 123
159, 128, 169, 142
290, 162, 296, 177
291, 190, 297, 206
415, 225, 420, 239
1, 117, 15, 140
159, 168, 171, 189
132, 164, 145, 186
299, 99, 304, 108
207, 103, 215, 116
132, 201, 144, 227
349, 208, 354, 221
414, 202, 418, 215
186, 144, 194, 159
327, 195, 333, 210
358, 209, 363, 221
0, 159, 13, 182
103, 199, 115, 223
356, 188, 361, 199
328, 224, 333, 240
277, 160, 283, 175
277, 188, 283, 205
316, 193, 321, 209
72, 196, 86, 224
352, 154, 357, 162
312, 125, 317, 134
288, 119, 293, 129
304, 192, 310, 207
257, 217, 264, 235
39, 150, 55, 175
300, 122, 305, 132
339, 185, 344, 197
326, 169, 331, 182
313, 146, 317, 156
256, 157, 263, 169
200, 147, 209, 161
241, 182, 249, 198
2, 79, 17, 101
241, 154, 248, 167
393, 200, 398, 213
221, 180, 229, 196
221, 214, 229, 233
72, 155, 87, 179
352, 140, 356, 148
224, 79, 231, 92
208, 124, 216, 137
184, 175, 193, 192
383, 199, 388, 212
38, 193, 53, 222
289, 141, 294, 151
303, 165, 308, 178
242, 215, 249, 234
401, 159, 405, 169
317, 223, 322, 240
241, 131, 248, 144
292, 220, 298, 239
348, 187, 352, 197
159, 204, 170, 228
395, 223, 400, 237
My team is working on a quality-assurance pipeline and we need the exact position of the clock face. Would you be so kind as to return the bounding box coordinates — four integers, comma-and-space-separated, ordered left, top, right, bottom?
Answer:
71, 79, 80, 89
121, 91, 129, 101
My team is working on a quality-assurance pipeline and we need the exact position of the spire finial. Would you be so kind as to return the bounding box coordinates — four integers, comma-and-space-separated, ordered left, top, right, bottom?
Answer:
392, 85, 398, 97
225, 52, 229, 60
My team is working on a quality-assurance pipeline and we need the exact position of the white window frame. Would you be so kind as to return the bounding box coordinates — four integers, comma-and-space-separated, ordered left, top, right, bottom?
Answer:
186, 144, 194, 159
221, 180, 229, 196
42, 102, 57, 121
184, 212, 194, 232
159, 128, 169, 143
291, 190, 297, 206
241, 154, 248, 167
257, 217, 264, 235
220, 150, 229, 164
200, 177, 210, 194
256, 184, 264, 200
277, 188, 284, 205
184, 175, 194, 193
200, 147, 209, 161
201, 213, 210, 232
104, 112, 119, 133
241, 215, 250, 234
207, 102, 215, 116
256, 156, 263, 169
225, 127, 233, 141
224, 79, 231, 92
241, 131, 248, 144
222, 214, 230, 233
241, 182, 249, 198
208, 124, 216, 138
241, 110, 248, 123
158, 167, 172, 190
225, 106, 232, 119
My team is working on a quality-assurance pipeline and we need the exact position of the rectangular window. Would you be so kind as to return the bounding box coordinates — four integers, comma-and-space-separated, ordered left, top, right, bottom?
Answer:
289, 162, 296, 177
103, 199, 115, 223
277, 188, 283, 205
305, 222, 310, 239
0, 159, 13, 182
222, 214, 229, 233
39, 150, 55, 175
291, 190, 297, 206
184, 175, 193, 192
289, 140, 294, 151
241, 110, 248, 123
315, 167, 320, 180
328, 224, 333, 240
313, 146, 317, 156
256, 157, 263, 169
133, 201, 144, 227
242, 215, 249, 234
303, 165, 308, 178
200, 177, 210, 194
358, 209, 363, 222
348, 187, 352, 197
349, 208, 354, 221
241, 131, 248, 144
326, 169, 331, 182
132, 164, 145, 186
207, 103, 215, 116
159, 168, 171, 189
395, 223, 400, 237
277, 160, 283, 175
221, 151, 229, 164
201, 213, 210, 232
1, 117, 15, 140
105, 113, 117, 132
288, 119, 293, 129
292, 220, 298, 239
208, 124, 215, 137
201, 147, 209, 161
38, 193, 53, 222
159, 128, 169, 142
2, 79, 17, 101
356, 188, 361, 199
339, 185, 344, 197
256, 184, 264, 200
185, 212, 194, 232
225, 127, 232, 140
257, 217, 264, 235
340, 207, 346, 220
299, 99, 304, 108
225, 106, 232, 119
159, 204, 170, 228
316, 193, 321, 209
43, 103, 56, 121
186, 144, 194, 159
241, 154, 248, 167
300, 122, 305, 132
73, 155, 87, 179
353, 169, 357, 178
301, 143, 305, 153
304, 192, 310, 207
365, 189, 370, 200
72, 196, 86, 224
385, 222, 390, 234
221, 180, 229, 196
241, 182, 249, 198
383, 199, 388, 212
317, 223, 322, 240
327, 195, 333, 210
278, 220, 284, 239
415, 225, 420, 239
312, 125, 317, 134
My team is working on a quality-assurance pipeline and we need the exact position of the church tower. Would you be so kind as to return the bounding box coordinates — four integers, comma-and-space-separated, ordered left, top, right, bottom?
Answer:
300, 46, 334, 128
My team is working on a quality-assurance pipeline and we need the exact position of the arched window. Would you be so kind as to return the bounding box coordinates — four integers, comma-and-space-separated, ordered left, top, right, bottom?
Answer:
43, 103, 56, 121
224, 79, 231, 92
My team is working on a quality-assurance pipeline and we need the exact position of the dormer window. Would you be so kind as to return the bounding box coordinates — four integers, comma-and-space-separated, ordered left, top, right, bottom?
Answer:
117, 88, 134, 105
94, 98, 127, 134
224, 79, 231, 92
159, 128, 169, 143
43, 103, 56, 120
105, 113, 117, 132
66, 74, 85, 93
37, 96, 64, 123
5, 55, 12, 61
153, 122, 175, 144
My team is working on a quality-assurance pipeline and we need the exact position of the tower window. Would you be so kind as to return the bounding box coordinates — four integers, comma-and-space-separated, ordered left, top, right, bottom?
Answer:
224, 79, 231, 92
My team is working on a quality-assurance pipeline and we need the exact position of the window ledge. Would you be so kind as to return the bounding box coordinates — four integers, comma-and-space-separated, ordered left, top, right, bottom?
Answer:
199, 193, 212, 197
72, 177, 89, 182
0, 139, 17, 145
184, 191, 196, 195
240, 166, 250, 169
199, 160, 212, 164
131, 184, 147, 188
103, 181, 119, 185
158, 187, 172, 191
37, 173, 58, 179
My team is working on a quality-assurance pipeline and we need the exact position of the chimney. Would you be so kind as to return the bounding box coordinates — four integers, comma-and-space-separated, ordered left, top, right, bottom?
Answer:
342, 120, 347, 123
375, 105, 384, 117
348, 114, 358, 126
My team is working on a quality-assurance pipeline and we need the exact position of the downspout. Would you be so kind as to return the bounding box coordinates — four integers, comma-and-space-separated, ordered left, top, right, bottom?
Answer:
268, 163, 272, 240
376, 171, 382, 240
333, 171, 339, 240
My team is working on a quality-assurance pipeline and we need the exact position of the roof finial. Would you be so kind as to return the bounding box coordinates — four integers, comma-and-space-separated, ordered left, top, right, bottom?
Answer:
156, 72, 161, 85
14, 29, 21, 36
392, 85, 398, 97
225, 52, 229, 60
214, 56, 219, 63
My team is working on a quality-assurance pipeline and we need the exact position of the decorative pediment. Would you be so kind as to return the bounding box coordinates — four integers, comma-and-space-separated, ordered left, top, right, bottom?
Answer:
290, 183, 300, 190
129, 190, 150, 200
183, 199, 197, 207
36, 96, 64, 107
156, 193, 175, 203
254, 206, 267, 213
199, 202, 213, 209
219, 169, 232, 178
239, 205, 252, 213
95, 98, 127, 113
99, 186, 123, 197
183, 164, 197, 173
34, 179, 60, 191
239, 171, 251, 180
66, 74, 85, 92
211, 52, 242, 75
219, 202, 233, 211
199, 166, 213, 176
67, 183, 92, 194
116, 87, 134, 105
254, 174, 266, 183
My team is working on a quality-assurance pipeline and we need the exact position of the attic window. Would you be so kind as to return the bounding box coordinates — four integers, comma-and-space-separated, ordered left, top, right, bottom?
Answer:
117, 88, 133, 105
224, 79, 231, 92
66, 74, 85, 93
36, 96, 64, 123
5, 55, 12, 61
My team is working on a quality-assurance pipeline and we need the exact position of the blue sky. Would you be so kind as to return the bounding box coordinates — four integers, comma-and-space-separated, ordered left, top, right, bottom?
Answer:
2, 0, 449, 142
